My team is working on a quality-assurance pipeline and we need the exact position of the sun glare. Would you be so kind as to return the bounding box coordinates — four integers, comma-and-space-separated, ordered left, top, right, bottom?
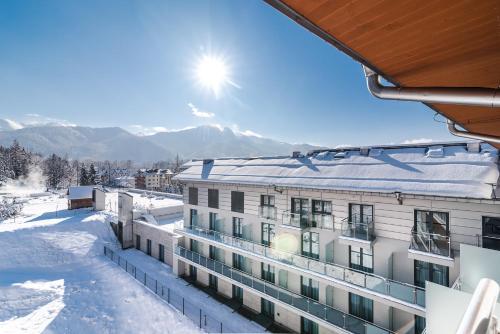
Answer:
195, 54, 230, 97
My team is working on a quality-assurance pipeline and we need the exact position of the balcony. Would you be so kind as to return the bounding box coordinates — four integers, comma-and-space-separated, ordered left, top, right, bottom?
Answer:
282, 210, 334, 230
259, 205, 277, 220
408, 227, 453, 266
339, 217, 375, 248
176, 226, 426, 314
175, 245, 394, 334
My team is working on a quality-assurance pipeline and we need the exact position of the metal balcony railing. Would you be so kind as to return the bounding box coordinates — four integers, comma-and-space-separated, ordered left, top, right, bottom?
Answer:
176, 226, 426, 308
258, 205, 277, 220
175, 245, 394, 334
409, 227, 451, 258
340, 216, 375, 242
282, 210, 334, 230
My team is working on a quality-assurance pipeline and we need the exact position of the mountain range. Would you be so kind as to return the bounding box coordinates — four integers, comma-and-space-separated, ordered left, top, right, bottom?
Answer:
0, 121, 321, 162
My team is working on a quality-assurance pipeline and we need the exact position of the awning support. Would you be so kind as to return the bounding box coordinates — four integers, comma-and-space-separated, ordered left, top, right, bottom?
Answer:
363, 66, 500, 108
447, 120, 500, 144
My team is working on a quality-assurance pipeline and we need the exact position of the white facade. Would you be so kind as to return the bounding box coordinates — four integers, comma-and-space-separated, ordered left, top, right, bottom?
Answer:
171, 143, 500, 334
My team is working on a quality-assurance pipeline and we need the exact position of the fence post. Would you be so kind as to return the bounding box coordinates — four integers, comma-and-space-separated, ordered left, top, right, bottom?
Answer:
182, 298, 185, 314
144, 272, 147, 285
168, 288, 170, 303
220, 322, 222, 333
126, 261, 128, 272
199, 309, 202, 328
204, 315, 207, 326
155, 280, 158, 294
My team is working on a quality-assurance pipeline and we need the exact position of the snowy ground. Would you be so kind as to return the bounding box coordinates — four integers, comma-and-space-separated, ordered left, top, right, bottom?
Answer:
0, 192, 265, 334
0, 194, 201, 334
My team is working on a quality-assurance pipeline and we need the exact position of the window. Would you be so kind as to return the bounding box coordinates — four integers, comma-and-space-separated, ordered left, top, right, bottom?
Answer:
233, 253, 245, 271
483, 216, 500, 251
190, 239, 200, 253
188, 187, 198, 205
292, 198, 309, 227
209, 212, 219, 232
312, 200, 332, 214
349, 293, 373, 322
233, 217, 243, 238
302, 232, 320, 259
232, 285, 243, 303
189, 265, 197, 280
415, 315, 426, 334
209, 274, 218, 291
414, 210, 449, 236
231, 191, 244, 213
349, 246, 373, 273
300, 276, 319, 301
146, 239, 152, 256
209, 245, 216, 260
261, 299, 274, 320
261, 195, 275, 206
278, 269, 288, 289
261, 263, 275, 283
261, 223, 275, 246
159, 244, 165, 262
301, 317, 318, 334
208, 189, 219, 209
414, 260, 449, 288
189, 209, 198, 227
349, 203, 373, 224
135, 235, 141, 250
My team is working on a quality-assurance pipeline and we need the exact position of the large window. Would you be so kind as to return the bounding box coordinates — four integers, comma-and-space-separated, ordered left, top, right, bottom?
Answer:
414, 210, 449, 236
209, 212, 219, 232
301, 317, 318, 334
146, 239, 152, 256
135, 234, 141, 250
233, 217, 243, 238
261, 299, 274, 320
349, 203, 373, 224
349, 246, 373, 273
302, 232, 319, 259
300, 276, 319, 301
233, 253, 245, 271
292, 197, 309, 226
208, 189, 219, 209
414, 260, 449, 288
483, 216, 500, 251
231, 191, 244, 213
158, 244, 165, 262
189, 208, 198, 227
232, 285, 243, 303
312, 200, 332, 215
349, 293, 373, 322
190, 239, 200, 253
261, 195, 275, 206
209, 274, 218, 291
188, 187, 198, 205
261, 263, 275, 283
261, 223, 275, 246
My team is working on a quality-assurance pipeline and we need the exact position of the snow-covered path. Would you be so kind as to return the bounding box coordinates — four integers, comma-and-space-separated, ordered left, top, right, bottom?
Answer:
0, 196, 202, 334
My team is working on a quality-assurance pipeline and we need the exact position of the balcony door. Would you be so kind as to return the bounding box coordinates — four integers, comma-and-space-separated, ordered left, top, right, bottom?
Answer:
414, 210, 449, 255
349, 204, 373, 224
292, 198, 309, 226
261, 223, 275, 246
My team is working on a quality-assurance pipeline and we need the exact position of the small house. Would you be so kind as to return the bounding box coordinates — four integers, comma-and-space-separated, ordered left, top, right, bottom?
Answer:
67, 186, 94, 210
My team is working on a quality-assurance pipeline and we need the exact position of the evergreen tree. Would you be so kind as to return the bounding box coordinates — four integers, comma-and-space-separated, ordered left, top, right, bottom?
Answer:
88, 163, 97, 185
8, 140, 31, 179
43, 154, 71, 189
79, 164, 89, 186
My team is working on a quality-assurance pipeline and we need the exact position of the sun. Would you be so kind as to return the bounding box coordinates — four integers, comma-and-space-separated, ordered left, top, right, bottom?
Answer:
195, 54, 230, 97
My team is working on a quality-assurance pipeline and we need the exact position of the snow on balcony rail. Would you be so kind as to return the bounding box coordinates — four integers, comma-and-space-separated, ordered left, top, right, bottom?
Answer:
176, 245, 394, 334
176, 226, 426, 308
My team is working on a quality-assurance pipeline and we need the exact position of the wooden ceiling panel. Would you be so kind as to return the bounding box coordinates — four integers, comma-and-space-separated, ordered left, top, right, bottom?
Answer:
267, 0, 500, 147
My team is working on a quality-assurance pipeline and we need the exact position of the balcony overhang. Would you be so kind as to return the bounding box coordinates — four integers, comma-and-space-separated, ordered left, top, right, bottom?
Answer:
338, 236, 374, 249
408, 248, 455, 268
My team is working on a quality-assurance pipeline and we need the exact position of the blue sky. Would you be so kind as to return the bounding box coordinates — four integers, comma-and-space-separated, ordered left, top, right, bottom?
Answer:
0, 0, 454, 146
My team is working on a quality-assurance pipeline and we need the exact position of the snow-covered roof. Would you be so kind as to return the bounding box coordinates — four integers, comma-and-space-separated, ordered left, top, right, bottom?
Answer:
68, 186, 94, 200
175, 142, 500, 199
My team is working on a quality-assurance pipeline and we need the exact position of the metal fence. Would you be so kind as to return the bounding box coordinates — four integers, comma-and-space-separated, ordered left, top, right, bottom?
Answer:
103, 246, 224, 333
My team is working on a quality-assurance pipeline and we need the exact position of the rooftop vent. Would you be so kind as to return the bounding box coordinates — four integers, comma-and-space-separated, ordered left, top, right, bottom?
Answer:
203, 159, 214, 165
360, 147, 370, 156
426, 146, 444, 158
467, 142, 481, 153
292, 151, 301, 158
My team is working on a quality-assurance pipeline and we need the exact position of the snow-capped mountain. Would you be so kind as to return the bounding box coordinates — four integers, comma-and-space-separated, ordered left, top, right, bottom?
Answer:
0, 121, 321, 162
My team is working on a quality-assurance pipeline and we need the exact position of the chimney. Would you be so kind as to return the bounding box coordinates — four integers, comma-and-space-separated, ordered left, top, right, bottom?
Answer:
467, 142, 481, 153
360, 147, 370, 156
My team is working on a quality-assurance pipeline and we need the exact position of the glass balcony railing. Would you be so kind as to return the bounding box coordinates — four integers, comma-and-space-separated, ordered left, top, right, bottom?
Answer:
259, 205, 277, 220
282, 210, 334, 230
176, 226, 426, 308
340, 216, 375, 242
409, 227, 451, 258
176, 245, 394, 334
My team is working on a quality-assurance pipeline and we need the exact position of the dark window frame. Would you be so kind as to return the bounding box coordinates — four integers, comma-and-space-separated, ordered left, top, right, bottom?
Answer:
261, 194, 275, 207
232, 217, 243, 238
349, 203, 374, 223
349, 246, 373, 273
261, 222, 275, 246
349, 292, 373, 322
208, 189, 219, 209
301, 232, 320, 259
261, 263, 275, 283
188, 187, 198, 205
159, 244, 165, 262
146, 239, 152, 255
135, 234, 141, 250
300, 276, 319, 301
414, 209, 449, 235
414, 260, 449, 288
231, 191, 244, 213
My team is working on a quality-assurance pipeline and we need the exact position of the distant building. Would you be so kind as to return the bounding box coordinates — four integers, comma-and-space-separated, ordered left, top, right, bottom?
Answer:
67, 186, 94, 210
135, 169, 174, 191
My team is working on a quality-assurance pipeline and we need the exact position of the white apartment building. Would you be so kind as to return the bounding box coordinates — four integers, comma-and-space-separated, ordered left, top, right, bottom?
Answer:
171, 142, 500, 334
